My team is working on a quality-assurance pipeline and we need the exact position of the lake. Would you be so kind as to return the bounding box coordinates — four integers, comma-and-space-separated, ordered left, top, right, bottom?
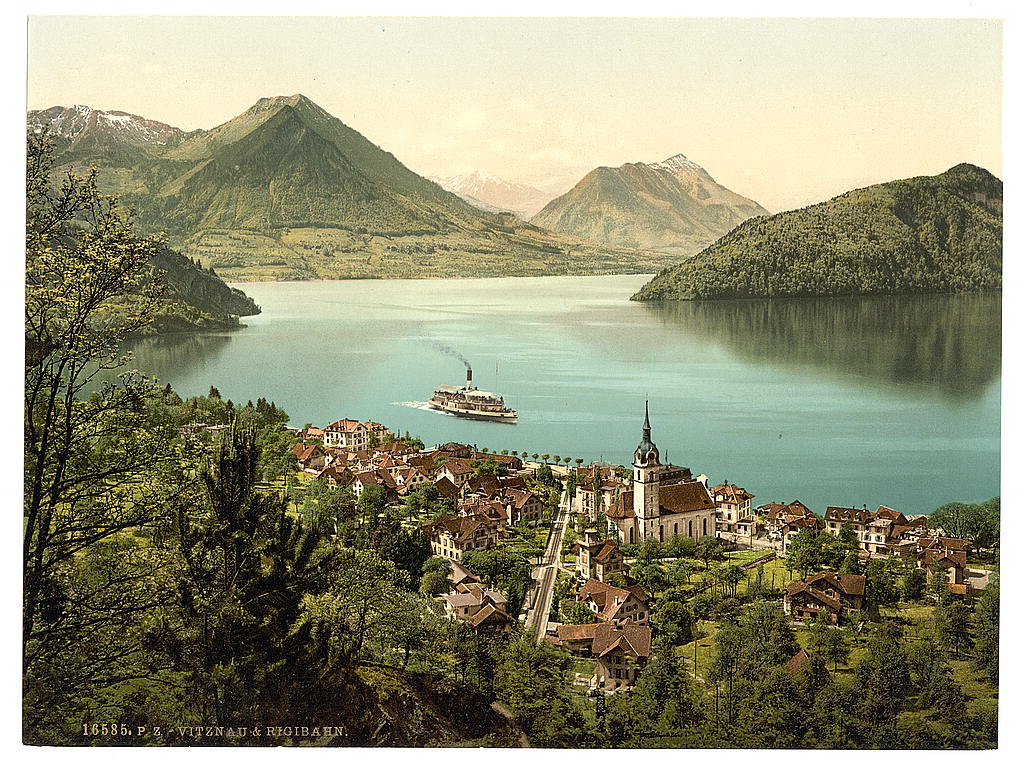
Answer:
129, 275, 1001, 516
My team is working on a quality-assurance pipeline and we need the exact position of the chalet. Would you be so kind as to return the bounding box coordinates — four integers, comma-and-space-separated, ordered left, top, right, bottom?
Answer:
784, 571, 866, 625
781, 513, 825, 553
757, 500, 813, 538
502, 488, 544, 527
323, 419, 369, 451
573, 529, 628, 582
578, 578, 650, 624
389, 465, 431, 493
920, 547, 968, 586
444, 581, 516, 626
351, 469, 400, 499
553, 619, 652, 692
423, 514, 500, 561
712, 481, 755, 535
457, 499, 508, 526
314, 466, 354, 489
436, 458, 476, 489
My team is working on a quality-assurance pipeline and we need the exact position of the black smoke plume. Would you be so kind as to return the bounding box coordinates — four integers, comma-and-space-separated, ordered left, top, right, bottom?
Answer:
428, 340, 471, 370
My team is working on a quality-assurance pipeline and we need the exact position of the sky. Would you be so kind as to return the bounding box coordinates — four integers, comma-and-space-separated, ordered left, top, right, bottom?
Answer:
25, 15, 1002, 212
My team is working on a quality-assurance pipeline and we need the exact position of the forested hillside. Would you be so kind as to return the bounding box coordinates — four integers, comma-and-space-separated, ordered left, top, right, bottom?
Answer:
632, 164, 1002, 301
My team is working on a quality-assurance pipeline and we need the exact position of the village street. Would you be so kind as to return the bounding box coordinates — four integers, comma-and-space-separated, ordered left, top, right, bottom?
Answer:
525, 488, 571, 642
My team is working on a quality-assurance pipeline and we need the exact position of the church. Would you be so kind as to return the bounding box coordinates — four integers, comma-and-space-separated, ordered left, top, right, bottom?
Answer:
604, 404, 719, 545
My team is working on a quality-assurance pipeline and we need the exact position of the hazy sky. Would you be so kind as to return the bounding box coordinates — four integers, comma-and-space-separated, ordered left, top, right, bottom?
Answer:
27, 16, 1002, 212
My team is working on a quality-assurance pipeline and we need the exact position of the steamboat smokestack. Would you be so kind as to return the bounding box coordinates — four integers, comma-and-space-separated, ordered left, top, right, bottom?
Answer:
466, 367, 473, 390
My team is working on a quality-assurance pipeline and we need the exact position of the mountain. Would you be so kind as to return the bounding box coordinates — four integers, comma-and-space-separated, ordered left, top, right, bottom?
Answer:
428, 170, 556, 218
631, 164, 1002, 301
530, 153, 769, 255
29, 96, 672, 281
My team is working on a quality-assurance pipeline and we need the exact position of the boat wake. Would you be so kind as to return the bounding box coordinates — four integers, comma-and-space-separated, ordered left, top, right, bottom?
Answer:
393, 400, 437, 412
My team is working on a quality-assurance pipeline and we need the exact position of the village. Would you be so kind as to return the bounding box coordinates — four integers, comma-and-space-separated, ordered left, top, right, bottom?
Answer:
180, 404, 995, 700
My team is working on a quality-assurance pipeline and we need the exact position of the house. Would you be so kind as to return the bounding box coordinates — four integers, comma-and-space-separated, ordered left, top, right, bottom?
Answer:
603, 405, 719, 544
920, 547, 968, 586
553, 619, 652, 692
433, 476, 461, 501
574, 529, 628, 582
578, 578, 651, 624
314, 466, 354, 489
351, 469, 400, 499
824, 505, 921, 555
362, 421, 390, 444
436, 458, 477, 488
502, 488, 544, 527
712, 481, 755, 534
568, 465, 634, 519
423, 514, 501, 561
784, 571, 866, 625
299, 426, 325, 443
781, 513, 824, 553
438, 441, 475, 458
323, 419, 369, 451
757, 500, 815, 543
470, 451, 524, 471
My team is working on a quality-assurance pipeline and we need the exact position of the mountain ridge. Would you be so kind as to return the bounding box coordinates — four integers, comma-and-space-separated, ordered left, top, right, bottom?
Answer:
29, 95, 674, 280
631, 164, 1002, 301
530, 153, 769, 255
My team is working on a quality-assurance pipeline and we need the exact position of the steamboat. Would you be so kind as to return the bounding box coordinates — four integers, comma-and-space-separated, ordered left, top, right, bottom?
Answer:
429, 368, 518, 423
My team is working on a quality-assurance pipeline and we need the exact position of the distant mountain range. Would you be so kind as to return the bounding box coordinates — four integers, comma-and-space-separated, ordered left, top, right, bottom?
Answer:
632, 164, 1003, 301
428, 170, 556, 219
28, 96, 673, 281
530, 153, 769, 255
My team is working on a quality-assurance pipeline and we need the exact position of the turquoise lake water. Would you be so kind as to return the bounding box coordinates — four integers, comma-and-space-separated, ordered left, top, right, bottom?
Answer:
128, 275, 1001, 516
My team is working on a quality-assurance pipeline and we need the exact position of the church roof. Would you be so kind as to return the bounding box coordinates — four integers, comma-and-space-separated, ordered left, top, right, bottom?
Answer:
658, 481, 715, 515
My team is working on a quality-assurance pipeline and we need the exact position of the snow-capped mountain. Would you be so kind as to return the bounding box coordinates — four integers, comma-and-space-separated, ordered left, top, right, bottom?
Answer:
28, 104, 186, 147
428, 170, 555, 219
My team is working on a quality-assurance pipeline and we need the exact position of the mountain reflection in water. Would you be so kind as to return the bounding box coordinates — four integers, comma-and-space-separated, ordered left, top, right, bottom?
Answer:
639, 293, 1001, 400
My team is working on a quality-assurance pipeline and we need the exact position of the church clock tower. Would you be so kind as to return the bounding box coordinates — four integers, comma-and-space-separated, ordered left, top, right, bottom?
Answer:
633, 402, 664, 540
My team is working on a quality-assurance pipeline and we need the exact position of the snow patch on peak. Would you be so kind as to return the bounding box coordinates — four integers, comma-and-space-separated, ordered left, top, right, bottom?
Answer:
649, 153, 716, 183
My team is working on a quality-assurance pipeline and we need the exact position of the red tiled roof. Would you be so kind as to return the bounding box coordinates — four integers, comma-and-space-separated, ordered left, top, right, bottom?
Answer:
658, 482, 715, 515
325, 419, 365, 432
592, 620, 652, 659
468, 604, 515, 629
434, 477, 460, 500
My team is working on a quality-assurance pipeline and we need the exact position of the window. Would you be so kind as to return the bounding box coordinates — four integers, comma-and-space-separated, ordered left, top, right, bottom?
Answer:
703, 518, 708, 536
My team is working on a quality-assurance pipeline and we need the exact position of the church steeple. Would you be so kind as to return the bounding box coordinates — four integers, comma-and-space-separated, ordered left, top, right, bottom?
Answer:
634, 400, 660, 467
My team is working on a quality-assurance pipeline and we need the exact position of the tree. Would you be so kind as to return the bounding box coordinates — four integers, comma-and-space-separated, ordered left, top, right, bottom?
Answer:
808, 616, 850, 672
927, 499, 1000, 552
854, 623, 910, 724
863, 559, 899, 619
694, 538, 724, 571
973, 575, 999, 683
900, 568, 927, 601
714, 564, 745, 596
838, 521, 859, 551
167, 425, 333, 727
934, 601, 972, 656
637, 536, 663, 562
23, 132, 179, 739
785, 529, 821, 577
